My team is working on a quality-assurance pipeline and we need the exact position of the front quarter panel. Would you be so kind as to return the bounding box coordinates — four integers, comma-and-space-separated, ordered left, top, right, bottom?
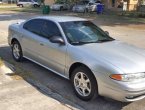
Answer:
66, 44, 124, 78
66, 44, 126, 99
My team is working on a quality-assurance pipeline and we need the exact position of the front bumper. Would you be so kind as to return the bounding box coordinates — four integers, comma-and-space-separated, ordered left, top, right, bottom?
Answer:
94, 71, 145, 102
100, 82, 145, 102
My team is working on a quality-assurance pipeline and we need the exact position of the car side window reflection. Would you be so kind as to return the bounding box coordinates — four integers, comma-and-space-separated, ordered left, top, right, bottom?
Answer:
41, 20, 62, 39
23, 19, 44, 36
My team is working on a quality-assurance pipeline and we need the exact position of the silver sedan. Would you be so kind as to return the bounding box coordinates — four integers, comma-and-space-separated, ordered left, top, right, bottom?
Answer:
50, 2, 70, 11
8, 16, 145, 102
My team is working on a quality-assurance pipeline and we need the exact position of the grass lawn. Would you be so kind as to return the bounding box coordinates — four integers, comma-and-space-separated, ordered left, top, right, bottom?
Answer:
12, 7, 42, 13
0, 58, 4, 66
0, 6, 43, 13
0, 4, 16, 6
99, 14, 145, 24
75, 12, 145, 24
0, 5, 145, 24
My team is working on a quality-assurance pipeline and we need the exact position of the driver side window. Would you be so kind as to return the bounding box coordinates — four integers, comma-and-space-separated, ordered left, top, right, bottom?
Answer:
41, 20, 62, 39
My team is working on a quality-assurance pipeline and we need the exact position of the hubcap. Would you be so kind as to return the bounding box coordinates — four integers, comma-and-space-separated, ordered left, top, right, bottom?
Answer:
13, 44, 20, 59
74, 72, 91, 97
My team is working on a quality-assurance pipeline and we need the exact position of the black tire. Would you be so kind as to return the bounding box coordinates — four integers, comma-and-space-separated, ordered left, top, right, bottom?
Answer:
85, 8, 88, 13
71, 66, 98, 101
34, 4, 38, 8
12, 41, 23, 62
60, 6, 63, 11
19, 4, 23, 7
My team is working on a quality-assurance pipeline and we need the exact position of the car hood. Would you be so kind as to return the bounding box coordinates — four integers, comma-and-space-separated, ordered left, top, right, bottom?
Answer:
78, 40, 145, 73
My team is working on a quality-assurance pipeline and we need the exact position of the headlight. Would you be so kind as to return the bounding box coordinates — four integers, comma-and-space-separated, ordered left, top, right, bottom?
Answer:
110, 73, 145, 81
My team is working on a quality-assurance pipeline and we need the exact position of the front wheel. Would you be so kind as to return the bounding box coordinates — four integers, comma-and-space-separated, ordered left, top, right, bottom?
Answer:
12, 41, 23, 62
71, 66, 98, 101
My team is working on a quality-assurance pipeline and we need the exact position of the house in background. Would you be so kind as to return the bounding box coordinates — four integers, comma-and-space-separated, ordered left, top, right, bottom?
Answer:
44, 0, 140, 11
45, 0, 54, 5
102, 0, 139, 11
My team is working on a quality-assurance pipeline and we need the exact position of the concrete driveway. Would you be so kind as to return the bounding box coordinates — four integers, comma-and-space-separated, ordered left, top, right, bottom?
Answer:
0, 11, 145, 110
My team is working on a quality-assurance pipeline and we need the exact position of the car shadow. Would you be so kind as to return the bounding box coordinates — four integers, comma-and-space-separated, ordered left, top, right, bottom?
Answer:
0, 45, 131, 110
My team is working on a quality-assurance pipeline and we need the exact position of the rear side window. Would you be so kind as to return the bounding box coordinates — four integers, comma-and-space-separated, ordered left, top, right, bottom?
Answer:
41, 20, 61, 39
23, 19, 44, 36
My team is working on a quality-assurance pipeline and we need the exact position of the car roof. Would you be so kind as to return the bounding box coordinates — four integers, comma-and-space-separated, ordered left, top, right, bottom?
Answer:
36, 16, 87, 22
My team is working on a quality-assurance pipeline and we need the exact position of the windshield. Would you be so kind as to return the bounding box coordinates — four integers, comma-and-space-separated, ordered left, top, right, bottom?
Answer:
60, 21, 114, 45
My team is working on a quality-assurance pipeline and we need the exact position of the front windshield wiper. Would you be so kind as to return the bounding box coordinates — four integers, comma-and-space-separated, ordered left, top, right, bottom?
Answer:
70, 41, 102, 45
70, 41, 89, 45
70, 39, 115, 45
97, 39, 115, 42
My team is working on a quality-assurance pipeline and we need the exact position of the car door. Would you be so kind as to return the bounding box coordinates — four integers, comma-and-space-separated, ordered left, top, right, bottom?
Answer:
26, 0, 31, 6
64, 3, 68, 9
37, 20, 67, 75
22, 19, 46, 63
87, 3, 95, 11
23, 0, 28, 6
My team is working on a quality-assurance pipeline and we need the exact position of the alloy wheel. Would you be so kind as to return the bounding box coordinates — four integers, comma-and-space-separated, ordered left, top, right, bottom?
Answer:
13, 43, 20, 60
74, 72, 91, 97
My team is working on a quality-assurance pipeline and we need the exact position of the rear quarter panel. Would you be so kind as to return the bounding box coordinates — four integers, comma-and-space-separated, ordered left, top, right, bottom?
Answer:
8, 22, 23, 46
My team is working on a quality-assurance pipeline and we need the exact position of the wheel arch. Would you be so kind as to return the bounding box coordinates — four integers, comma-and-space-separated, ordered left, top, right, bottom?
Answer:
60, 6, 63, 10
69, 62, 96, 80
69, 62, 99, 100
11, 38, 19, 45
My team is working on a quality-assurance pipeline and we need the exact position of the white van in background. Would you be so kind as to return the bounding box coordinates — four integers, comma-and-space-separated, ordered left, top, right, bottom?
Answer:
17, 0, 40, 8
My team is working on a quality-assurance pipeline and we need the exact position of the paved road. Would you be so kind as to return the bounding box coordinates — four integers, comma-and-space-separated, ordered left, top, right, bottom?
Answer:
0, 12, 145, 110
0, 64, 81, 110
0, 45, 128, 110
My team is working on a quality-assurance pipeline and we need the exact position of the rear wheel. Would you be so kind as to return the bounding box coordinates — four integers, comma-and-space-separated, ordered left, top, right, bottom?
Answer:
71, 66, 98, 101
19, 4, 23, 7
34, 4, 39, 8
12, 41, 23, 62
60, 6, 63, 11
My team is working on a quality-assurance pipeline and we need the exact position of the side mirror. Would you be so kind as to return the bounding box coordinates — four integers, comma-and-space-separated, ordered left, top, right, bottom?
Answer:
49, 36, 65, 44
105, 31, 109, 35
